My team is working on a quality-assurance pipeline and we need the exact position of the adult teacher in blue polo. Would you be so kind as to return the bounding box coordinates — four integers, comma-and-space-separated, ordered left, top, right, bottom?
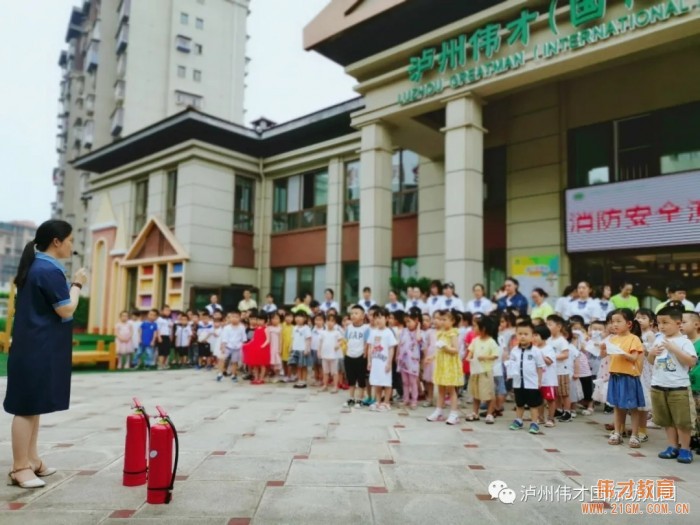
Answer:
4, 220, 88, 489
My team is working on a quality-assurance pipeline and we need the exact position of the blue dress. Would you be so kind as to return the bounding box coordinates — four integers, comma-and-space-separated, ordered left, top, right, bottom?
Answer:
3, 253, 73, 416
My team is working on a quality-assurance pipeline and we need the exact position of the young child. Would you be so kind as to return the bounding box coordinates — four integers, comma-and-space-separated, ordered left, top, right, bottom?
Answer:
465, 315, 499, 423
156, 305, 173, 370
242, 312, 270, 384
197, 312, 214, 370
267, 312, 283, 382
134, 309, 158, 369
289, 311, 312, 388
681, 311, 700, 452
115, 311, 134, 370
209, 314, 224, 376
427, 310, 462, 425
187, 312, 199, 367
491, 314, 509, 418
344, 305, 370, 408
546, 315, 571, 422
397, 309, 422, 409
281, 312, 294, 381
128, 311, 142, 361
421, 312, 439, 407
319, 314, 342, 393
634, 309, 657, 439
367, 308, 397, 412
534, 324, 557, 427
601, 309, 645, 448
174, 312, 192, 369
508, 322, 547, 434
649, 307, 698, 463
220, 311, 246, 382
310, 314, 325, 386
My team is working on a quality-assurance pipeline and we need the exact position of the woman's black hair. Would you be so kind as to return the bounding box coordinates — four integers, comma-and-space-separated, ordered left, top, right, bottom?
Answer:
612, 308, 642, 338
429, 279, 442, 293
532, 287, 549, 298
15, 219, 72, 289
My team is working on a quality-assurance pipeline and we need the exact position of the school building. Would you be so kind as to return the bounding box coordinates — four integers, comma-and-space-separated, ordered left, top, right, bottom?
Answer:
74, 0, 700, 333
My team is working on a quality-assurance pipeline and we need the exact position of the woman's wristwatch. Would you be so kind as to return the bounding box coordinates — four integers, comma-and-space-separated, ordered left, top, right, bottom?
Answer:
71, 282, 83, 290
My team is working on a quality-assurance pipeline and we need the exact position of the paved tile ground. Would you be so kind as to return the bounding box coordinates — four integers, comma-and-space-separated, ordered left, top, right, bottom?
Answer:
1, 369, 699, 524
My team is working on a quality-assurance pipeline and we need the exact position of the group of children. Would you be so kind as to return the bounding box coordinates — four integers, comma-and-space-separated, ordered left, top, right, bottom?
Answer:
114, 297, 700, 463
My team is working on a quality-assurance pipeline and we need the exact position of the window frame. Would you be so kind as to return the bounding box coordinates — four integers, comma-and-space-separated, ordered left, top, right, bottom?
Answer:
195, 17, 204, 29
177, 65, 186, 78
180, 12, 189, 25
165, 169, 177, 229
193, 69, 202, 82
344, 159, 361, 223
392, 150, 419, 216
234, 176, 255, 232
272, 170, 329, 233
133, 178, 149, 235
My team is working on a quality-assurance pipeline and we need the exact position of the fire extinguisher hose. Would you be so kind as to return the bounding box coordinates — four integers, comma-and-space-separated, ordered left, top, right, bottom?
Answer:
149, 414, 179, 504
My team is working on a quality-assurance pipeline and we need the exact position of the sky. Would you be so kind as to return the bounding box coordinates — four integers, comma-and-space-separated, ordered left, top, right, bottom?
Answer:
0, 0, 356, 226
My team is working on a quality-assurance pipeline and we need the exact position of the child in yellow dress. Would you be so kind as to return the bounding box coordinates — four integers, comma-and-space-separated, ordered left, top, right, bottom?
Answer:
281, 311, 294, 381
426, 310, 463, 425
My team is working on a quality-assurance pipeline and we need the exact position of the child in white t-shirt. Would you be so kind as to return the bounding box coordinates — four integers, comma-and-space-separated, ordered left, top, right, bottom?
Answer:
546, 315, 571, 422
368, 309, 397, 412
534, 324, 558, 428
319, 314, 343, 393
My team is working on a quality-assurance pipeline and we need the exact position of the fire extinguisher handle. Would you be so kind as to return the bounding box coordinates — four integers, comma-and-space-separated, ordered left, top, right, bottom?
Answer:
155, 406, 168, 418
132, 397, 143, 409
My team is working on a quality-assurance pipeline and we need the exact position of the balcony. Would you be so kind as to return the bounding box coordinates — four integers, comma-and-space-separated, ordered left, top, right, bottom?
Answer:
175, 90, 203, 109
118, 0, 131, 22
111, 106, 124, 137
176, 35, 191, 53
53, 168, 65, 187
83, 120, 94, 149
85, 41, 99, 73
117, 52, 127, 78
114, 79, 126, 102
116, 23, 129, 54
85, 93, 95, 115
56, 133, 67, 153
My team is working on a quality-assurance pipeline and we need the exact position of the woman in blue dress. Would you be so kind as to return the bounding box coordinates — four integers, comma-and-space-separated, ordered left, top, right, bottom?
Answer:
4, 220, 87, 488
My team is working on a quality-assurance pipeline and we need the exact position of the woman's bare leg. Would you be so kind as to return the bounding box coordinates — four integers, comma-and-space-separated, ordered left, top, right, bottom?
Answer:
11, 415, 40, 483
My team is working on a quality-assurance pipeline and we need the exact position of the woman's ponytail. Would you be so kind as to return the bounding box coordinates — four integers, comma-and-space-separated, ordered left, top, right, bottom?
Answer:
14, 241, 37, 290
14, 219, 73, 290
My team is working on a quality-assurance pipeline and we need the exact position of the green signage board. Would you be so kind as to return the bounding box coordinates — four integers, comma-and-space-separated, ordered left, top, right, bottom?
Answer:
399, 0, 697, 105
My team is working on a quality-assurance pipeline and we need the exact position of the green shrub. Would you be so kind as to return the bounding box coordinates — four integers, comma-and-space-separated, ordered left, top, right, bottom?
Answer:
0, 318, 5, 332
74, 296, 90, 329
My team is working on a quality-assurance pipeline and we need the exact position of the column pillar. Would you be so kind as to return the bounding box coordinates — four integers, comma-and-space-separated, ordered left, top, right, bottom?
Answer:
443, 95, 486, 298
359, 121, 393, 304
417, 157, 445, 281
325, 158, 343, 299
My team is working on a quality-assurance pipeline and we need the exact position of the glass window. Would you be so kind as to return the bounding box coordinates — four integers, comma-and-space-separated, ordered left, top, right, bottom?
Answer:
195, 43, 203, 55
344, 160, 360, 222
193, 69, 201, 82
133, 178, 148, 234
616, 114, 654, 181
195, 18, 204, 29
271, 269, 284, 307
392, 150, 419, 215
392, 258, 418, 280
569, 122, 613, 187
180, 12, 189, 25
234, 176, 255, 232
272, 170, 328, 232
659, 102, 700, 174
284, 267, 297, 304
342, 262, 359, 308
177, 65, 185, 78
165, 170, 177, 228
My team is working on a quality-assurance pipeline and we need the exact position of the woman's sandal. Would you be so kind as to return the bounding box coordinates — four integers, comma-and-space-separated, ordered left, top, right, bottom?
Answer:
7, 467, 45, 489
34, 461, 57, 478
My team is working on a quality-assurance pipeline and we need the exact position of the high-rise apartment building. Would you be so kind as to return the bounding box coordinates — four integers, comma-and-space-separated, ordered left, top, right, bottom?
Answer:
53, 0, 250, 273
0, 221, 36, 288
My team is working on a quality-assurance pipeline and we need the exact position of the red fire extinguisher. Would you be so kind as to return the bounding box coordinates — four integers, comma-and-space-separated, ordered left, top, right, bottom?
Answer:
123, 397, 150, 487
147, 406, 179, 504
